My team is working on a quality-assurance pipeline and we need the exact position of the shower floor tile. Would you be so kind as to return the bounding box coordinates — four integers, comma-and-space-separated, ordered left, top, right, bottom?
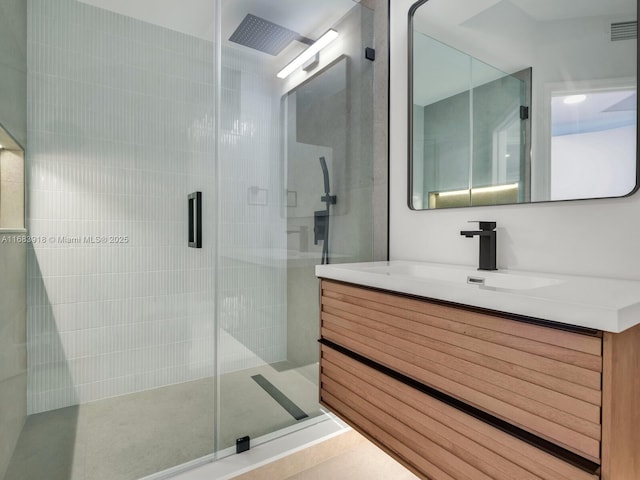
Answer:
4, 363, 321, 480
219, 362, 322, 450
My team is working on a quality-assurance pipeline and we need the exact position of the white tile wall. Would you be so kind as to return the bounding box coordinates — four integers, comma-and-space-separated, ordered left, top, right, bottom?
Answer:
217, 44, 288, 373
26, 0, 216, 413
27, 0, 294, 414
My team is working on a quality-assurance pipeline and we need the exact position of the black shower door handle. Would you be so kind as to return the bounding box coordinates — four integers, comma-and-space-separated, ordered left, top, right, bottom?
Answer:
188, 192, 202, 248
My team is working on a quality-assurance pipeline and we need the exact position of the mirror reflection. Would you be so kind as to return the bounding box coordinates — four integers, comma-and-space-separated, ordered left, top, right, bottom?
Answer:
410, 0, 638, 209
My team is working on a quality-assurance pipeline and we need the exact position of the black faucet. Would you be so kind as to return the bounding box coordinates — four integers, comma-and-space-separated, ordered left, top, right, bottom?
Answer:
460, 221, 497, 271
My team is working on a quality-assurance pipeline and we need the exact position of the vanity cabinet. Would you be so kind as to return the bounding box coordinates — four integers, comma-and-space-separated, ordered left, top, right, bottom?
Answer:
318, 279, 640, 480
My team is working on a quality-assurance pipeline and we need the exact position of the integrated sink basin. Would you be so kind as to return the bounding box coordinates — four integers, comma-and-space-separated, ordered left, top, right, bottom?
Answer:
315, 260, 640, 332
361, 263, 563, 291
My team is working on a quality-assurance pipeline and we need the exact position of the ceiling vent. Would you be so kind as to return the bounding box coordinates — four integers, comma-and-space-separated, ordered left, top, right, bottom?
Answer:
611, 21, 637, 41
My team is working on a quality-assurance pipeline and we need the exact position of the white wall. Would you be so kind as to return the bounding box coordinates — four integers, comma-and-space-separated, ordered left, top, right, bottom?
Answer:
390, 0, 640, 281
551, 125, 636, 200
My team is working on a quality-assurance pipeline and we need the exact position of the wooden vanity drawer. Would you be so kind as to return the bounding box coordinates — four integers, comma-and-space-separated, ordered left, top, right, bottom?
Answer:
320, 344, 599, 480
320, 280, 603, 462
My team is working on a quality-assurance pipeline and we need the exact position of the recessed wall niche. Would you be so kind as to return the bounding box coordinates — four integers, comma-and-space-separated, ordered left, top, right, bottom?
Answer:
0, 124, 24, 230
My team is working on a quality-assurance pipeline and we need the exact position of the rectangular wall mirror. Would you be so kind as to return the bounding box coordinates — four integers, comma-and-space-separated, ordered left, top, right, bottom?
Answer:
409, 0, 638, 209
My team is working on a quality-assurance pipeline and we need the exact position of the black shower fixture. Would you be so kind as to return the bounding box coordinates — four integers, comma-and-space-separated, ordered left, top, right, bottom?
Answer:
229, 14, 312, 56
315, 157, 336, 265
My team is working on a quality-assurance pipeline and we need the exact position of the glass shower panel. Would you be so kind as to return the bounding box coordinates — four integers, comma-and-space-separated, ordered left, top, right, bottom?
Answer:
471, 60, 528, 206
412, 32, 472, 208
412, 33, 530, 209
216, 0, 375, 455
3, 1, 217, 479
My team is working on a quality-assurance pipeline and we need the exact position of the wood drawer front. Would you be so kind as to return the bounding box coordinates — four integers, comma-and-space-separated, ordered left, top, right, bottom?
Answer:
320, 345, 599, 480
320, 280, 603, 462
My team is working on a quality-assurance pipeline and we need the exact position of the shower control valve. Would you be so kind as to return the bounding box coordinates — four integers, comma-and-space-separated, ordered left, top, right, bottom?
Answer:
321, 194, 337, 205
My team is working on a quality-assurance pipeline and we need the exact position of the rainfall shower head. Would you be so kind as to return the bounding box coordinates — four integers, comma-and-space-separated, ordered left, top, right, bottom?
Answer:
229, 14, 310, 56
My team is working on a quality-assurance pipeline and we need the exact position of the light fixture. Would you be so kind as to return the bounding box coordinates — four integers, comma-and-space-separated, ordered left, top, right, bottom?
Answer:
563, 94, 587, 105
437, 183, 519, 197
277, 29, 338, 79
0, 144, 3, 149
474, 183, 519, 194
437, 188, 471, 198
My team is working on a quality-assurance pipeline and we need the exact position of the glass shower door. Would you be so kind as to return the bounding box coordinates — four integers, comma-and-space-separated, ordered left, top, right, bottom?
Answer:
215, 0, 375, 456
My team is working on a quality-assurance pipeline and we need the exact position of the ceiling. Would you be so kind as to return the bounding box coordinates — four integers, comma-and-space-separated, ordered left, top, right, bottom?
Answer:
414, 0, 637, 32
552, 90, 637, 136
509, 0, 635, 22
78, 0, 357, 46
412, 0, 637, 108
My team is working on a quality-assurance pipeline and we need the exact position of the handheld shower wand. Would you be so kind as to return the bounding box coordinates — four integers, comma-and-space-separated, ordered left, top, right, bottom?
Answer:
316, 157, 336, 264
320, 156, 331, 197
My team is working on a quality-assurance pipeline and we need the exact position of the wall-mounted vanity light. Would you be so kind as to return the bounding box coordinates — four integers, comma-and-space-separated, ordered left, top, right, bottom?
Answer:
429, 183, 520, 208
277, 29, 339, 79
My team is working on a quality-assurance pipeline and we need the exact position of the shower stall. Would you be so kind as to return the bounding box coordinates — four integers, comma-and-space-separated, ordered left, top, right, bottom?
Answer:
0, 0, 384, 479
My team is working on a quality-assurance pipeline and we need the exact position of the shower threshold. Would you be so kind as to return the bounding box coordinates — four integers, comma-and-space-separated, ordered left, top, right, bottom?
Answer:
143, 413, 349, 480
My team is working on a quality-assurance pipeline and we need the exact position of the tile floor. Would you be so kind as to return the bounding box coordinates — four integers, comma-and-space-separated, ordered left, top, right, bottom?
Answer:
4, 363, 322, 480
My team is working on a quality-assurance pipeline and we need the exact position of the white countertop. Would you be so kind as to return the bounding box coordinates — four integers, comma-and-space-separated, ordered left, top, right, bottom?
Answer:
316, 260, 640, 333
221, 247, 354, 267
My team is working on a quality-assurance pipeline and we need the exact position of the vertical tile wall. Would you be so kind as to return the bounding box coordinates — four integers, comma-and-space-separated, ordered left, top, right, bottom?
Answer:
217, 45, 287, 373
0, 0, 28, 475
26, 0, 216, 413
0, 235, 27, 479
